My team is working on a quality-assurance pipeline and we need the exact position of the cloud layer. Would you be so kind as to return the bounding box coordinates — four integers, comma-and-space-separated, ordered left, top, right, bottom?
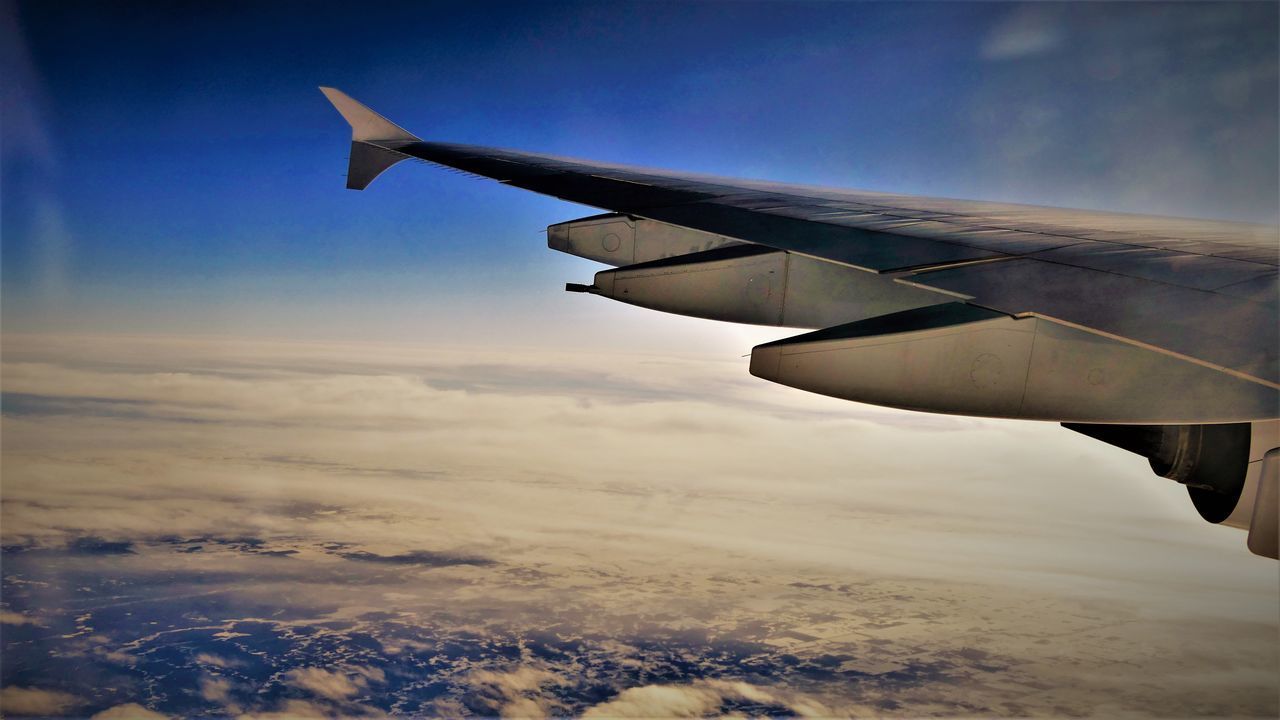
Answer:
1, 334, 1275, 717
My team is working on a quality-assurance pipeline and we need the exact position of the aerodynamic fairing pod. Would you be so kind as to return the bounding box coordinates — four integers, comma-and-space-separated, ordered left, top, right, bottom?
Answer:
548, 215, 945, 328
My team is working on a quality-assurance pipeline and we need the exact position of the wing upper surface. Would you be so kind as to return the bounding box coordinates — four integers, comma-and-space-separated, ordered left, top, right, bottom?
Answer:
389, 140, 1279, 385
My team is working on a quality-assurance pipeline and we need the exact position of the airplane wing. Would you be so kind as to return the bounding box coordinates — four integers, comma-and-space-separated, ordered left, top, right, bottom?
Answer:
320, 87, 1279, 558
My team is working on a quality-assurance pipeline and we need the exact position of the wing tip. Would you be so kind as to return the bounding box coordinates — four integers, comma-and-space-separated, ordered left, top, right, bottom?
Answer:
319, 86, 419, 144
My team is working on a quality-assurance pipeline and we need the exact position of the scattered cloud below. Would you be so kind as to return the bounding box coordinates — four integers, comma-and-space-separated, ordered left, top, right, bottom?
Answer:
283, 666, 384, 702
90, 703, 170, 720
0, 686, 82, 716
199, 676, 235, 706
465, 667, 567, 718
581, 679, 828, 718
194, 652, 241, 669
0, 611, 43, 627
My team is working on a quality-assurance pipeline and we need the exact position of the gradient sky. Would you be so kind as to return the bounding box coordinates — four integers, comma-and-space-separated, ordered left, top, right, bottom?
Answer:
3, 0, 1277, 343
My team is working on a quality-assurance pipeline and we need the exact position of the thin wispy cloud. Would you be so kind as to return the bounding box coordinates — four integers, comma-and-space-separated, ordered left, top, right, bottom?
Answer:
980, 4, 1064, 61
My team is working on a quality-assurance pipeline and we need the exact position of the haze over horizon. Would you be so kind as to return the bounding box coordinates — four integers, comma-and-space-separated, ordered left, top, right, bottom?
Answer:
2, 1, 1277, 717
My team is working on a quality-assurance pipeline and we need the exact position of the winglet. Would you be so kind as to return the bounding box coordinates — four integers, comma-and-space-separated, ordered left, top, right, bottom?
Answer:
319, 87, 419, 143
319, 87, 419, 190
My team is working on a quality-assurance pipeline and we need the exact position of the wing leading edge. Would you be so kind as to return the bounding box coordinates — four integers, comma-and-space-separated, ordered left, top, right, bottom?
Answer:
319, 88, 1278, 391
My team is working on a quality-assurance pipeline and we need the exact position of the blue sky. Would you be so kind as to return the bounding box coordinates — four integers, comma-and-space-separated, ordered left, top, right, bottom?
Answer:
3, 0, 1277, 341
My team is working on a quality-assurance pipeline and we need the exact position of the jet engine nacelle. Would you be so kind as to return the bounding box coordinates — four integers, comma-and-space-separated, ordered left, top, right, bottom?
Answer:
1065, 420, 1278, 558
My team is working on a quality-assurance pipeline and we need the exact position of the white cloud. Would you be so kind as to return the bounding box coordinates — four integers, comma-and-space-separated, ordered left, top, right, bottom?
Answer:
0, 686, 81, 716
468, 666, 561, 695
282, 666, 382, 702
90, 703, 170, 720
466, 667, 566, 718
583, 683, 719, 718
0, 611, 43, 627
581, 680, 830, 718
199, 676, 235, 706
194, 652, 240, 668
496, 696, 552, 718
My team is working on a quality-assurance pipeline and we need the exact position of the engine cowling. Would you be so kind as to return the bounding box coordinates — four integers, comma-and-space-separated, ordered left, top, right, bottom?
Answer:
1064, 420, 1278, 558
1064, 423, 1250, 521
